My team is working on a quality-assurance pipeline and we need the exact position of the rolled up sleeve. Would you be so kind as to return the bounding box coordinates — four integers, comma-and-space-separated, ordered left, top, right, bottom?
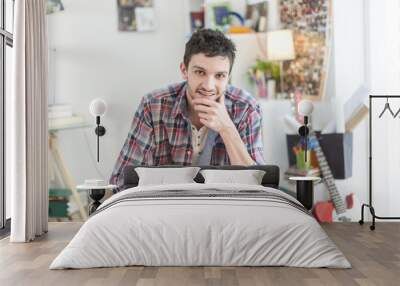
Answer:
238, 104, 265, 165
109, 97, 155, 191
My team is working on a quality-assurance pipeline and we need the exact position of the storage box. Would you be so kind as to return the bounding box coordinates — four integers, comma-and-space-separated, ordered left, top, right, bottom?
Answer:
49, 200, 69, 217
49, 188, 71, 217
49, 187, 71, 198
286, 132, 353, 179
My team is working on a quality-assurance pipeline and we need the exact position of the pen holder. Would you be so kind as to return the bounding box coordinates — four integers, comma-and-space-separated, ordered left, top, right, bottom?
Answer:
295, 150, 311, 170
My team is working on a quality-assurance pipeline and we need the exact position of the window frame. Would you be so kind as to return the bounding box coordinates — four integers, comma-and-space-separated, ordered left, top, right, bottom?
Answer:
0, 0, 13, 234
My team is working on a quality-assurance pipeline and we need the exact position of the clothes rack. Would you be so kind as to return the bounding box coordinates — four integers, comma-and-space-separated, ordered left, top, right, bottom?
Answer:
359, 95, 400, 230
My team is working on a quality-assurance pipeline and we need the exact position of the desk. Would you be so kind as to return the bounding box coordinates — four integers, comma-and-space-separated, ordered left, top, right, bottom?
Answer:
49, 123, 91, 220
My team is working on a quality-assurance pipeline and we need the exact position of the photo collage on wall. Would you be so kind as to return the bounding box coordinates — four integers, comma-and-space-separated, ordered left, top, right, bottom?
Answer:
117, 0, 156, 32
280, 0, 331, 100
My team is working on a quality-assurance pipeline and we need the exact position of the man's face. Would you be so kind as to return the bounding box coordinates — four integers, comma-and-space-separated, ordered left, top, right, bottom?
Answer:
180, 53, 231, 108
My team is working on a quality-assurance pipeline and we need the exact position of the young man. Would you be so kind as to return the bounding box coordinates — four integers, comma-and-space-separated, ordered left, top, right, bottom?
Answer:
110, 29, 265, 189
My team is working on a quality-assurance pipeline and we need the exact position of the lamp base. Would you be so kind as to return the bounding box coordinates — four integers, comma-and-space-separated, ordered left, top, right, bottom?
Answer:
95, 126, 106, 136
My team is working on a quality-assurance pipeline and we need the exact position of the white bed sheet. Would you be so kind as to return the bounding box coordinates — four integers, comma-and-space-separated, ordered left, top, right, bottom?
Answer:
50, 183, 351, 269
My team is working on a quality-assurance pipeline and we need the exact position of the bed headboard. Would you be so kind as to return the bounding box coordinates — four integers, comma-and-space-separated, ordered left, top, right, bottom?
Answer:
122, 165, 280, 190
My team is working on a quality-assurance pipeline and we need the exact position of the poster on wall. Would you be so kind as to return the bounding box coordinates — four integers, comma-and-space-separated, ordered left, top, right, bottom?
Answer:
117, 0, 156, 32
280, 0, 331, 100
246, 0, 268, 32
46, 0, 65, 14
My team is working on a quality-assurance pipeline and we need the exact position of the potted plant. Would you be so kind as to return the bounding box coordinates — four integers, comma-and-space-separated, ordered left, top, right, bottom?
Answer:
248, 59, 280, 98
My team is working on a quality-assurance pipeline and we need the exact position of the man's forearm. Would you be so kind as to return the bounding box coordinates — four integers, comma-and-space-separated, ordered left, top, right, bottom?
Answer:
219, 126, 255, 165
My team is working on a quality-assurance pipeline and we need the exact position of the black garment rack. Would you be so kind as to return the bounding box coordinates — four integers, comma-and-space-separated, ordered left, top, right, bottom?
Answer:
359, 95, 400, 230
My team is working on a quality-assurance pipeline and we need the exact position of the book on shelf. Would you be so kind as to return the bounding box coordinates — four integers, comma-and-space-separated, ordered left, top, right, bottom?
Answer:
49, 110, 73, 119
48, 115, 86, 130
48, 104, 73, 119
284, 165, 321, 180
48, 104, 72, 112
67, 192, 88, 215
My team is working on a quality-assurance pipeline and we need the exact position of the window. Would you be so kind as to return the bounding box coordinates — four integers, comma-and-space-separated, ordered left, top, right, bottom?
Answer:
0, 0, 14, 234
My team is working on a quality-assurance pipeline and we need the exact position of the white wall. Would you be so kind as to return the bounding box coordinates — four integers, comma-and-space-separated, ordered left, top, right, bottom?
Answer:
367, 0, 400, 217
47, 0, 399, 221
330, 0, 368, 220
329, 0, 400, 220
47, 0, 275, 187
48, 0, 187, 185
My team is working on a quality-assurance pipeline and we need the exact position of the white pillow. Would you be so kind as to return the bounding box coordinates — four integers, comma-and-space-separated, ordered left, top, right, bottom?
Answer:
200, 169, 266, 185
135, 167, 200, 186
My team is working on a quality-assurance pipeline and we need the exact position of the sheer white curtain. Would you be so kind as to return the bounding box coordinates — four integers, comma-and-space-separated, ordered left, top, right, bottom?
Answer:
9, 0, 48, 242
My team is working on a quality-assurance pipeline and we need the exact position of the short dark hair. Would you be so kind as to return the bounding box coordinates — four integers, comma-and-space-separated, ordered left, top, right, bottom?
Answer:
183, 29, 236, 73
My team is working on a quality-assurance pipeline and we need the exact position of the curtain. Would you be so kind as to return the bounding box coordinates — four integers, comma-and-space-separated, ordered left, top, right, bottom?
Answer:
10, 0, 48, 242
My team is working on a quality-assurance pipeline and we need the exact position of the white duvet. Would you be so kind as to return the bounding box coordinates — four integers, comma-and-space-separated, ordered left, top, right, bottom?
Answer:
50, 183, 351, 269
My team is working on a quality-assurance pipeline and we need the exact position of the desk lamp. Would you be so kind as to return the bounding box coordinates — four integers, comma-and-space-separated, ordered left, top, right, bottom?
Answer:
266, 29, 296, 94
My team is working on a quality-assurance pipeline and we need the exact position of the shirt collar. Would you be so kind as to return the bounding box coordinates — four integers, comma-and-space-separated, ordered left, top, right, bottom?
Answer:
172, 82, 189, 119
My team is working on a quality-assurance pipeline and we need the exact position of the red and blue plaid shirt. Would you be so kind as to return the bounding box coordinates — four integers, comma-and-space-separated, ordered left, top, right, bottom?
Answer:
110, 81, 265, 189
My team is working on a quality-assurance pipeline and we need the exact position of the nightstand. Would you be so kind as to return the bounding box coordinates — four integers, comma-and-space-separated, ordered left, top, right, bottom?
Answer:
289, 177, 321, 210
77, 184, 117, 215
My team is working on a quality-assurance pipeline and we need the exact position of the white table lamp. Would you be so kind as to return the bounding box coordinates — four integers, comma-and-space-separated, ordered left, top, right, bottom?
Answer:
266, 29, 296, 93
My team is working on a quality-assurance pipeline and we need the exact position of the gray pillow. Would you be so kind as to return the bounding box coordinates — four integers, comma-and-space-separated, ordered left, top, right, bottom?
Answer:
135, 167, 200, 186
200, 169, 266, 185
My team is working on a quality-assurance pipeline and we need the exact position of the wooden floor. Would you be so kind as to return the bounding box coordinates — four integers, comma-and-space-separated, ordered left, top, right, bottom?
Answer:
0, 222, 399, 286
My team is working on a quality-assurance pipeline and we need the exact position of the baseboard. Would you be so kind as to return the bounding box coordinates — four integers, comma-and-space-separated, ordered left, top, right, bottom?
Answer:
0, 218, 11, 239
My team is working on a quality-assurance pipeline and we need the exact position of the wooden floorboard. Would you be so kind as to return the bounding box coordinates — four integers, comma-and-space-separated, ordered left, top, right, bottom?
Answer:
0, 222, 399, 286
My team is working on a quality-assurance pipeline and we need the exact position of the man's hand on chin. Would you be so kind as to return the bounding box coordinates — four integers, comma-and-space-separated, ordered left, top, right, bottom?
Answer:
193, 95, 255, 166
192, 95, 235, 134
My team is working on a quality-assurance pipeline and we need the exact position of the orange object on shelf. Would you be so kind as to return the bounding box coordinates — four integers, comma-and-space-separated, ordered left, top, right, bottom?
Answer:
227, 26, 252, 34
310, 150, 318, 168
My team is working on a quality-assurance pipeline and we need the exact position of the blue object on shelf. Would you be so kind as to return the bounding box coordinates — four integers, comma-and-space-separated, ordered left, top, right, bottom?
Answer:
213, 6, 230, 25
226, 11, 245, 26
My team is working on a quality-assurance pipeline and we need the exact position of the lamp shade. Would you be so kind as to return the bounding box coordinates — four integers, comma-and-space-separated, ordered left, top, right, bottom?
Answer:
298, 99, 314, 116
89, 98, 107, 117
266, 29, 295, 61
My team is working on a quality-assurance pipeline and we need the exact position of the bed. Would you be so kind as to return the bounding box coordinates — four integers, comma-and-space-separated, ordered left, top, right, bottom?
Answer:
50, 165, 351, 269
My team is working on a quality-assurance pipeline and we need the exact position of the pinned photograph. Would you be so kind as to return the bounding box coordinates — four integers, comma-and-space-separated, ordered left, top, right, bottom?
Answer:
135, 7, 156, 32
117, 0, 155, 32
245, 0, 268, 32
190, 11, 205, 32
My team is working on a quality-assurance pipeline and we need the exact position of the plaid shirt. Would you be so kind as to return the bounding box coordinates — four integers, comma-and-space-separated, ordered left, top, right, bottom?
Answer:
110, 81, 265, 189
